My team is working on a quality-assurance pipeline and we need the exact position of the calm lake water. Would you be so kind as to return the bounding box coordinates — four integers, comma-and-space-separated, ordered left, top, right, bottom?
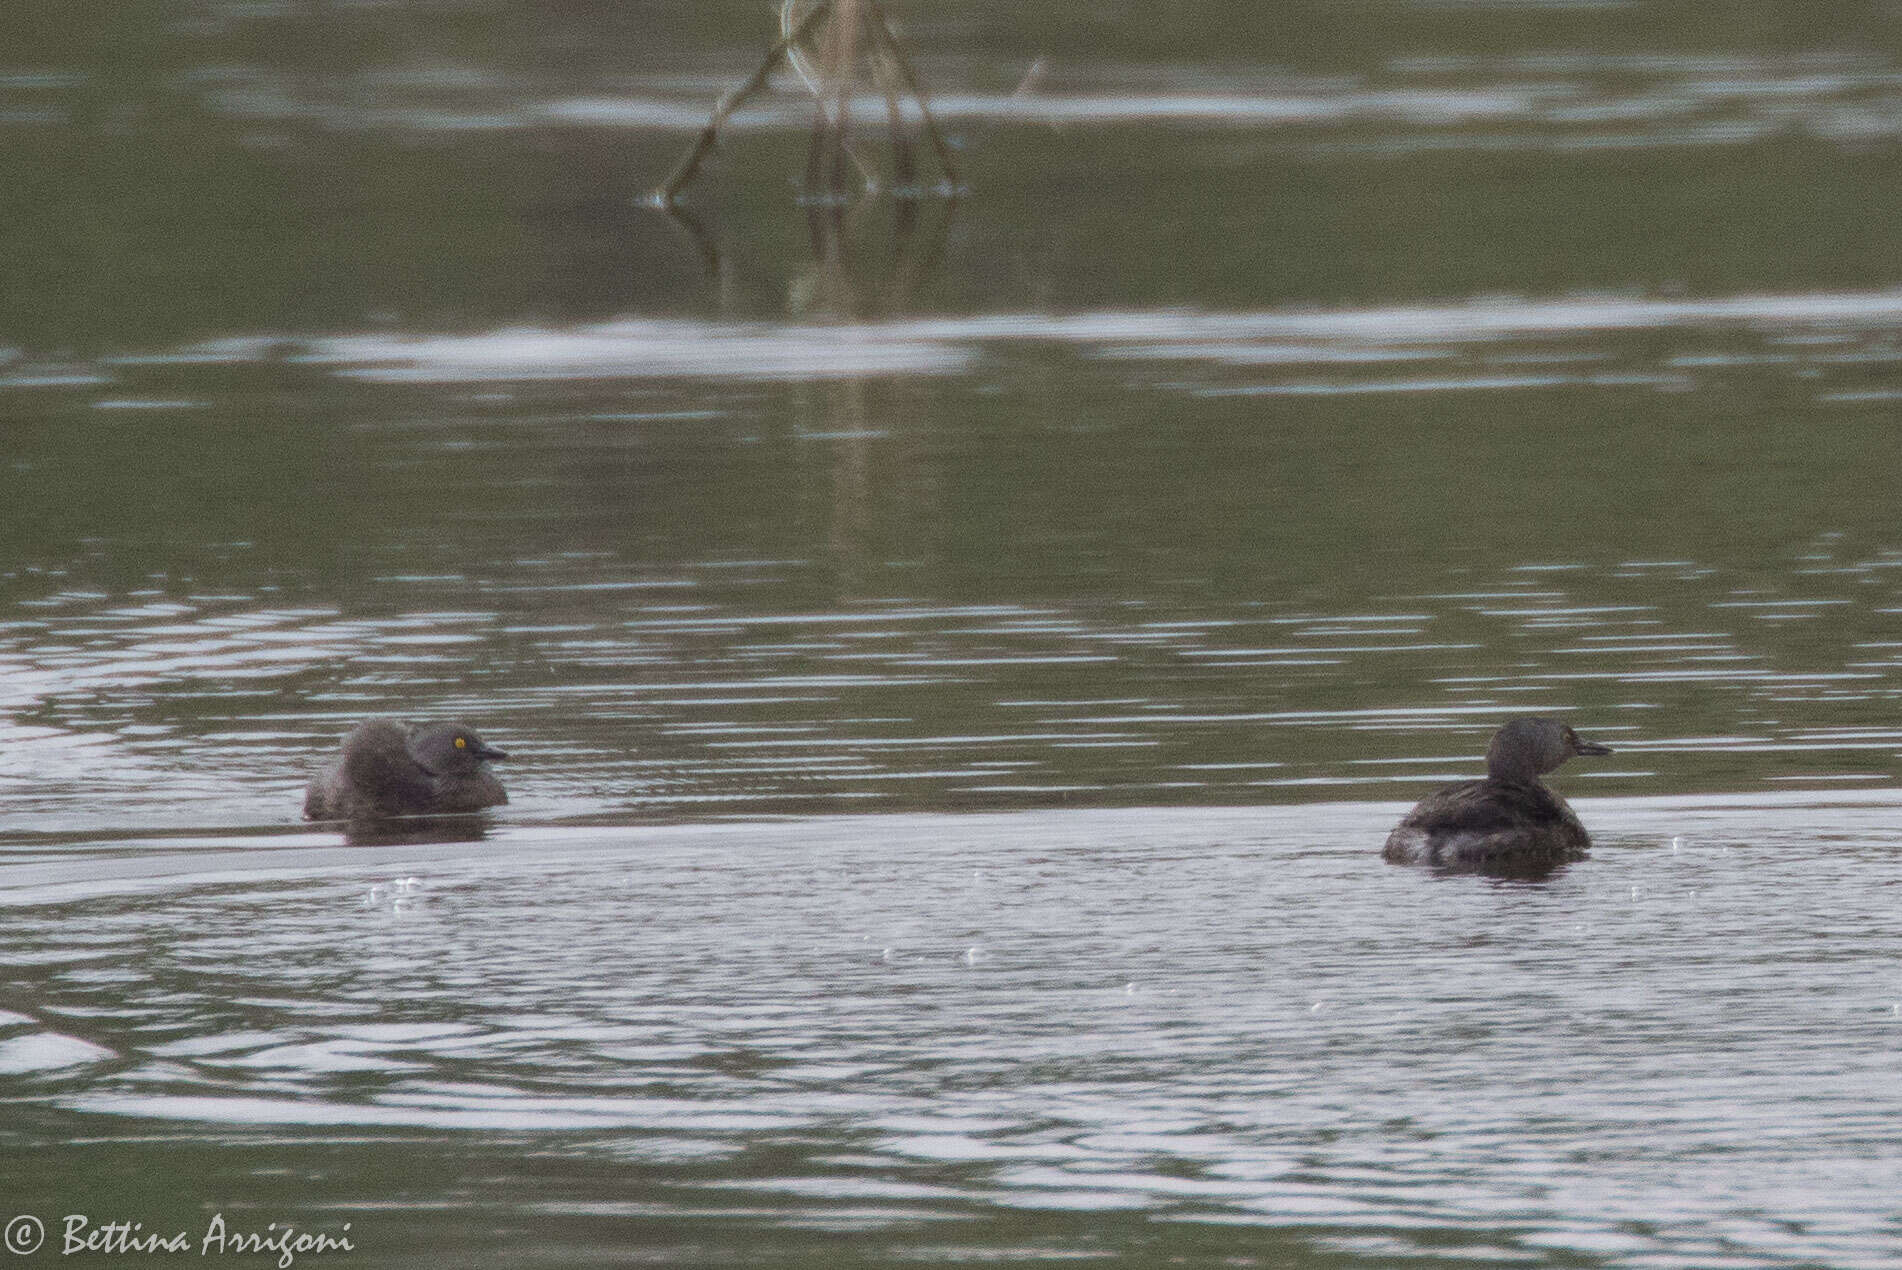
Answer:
7, 1, 1902, 1265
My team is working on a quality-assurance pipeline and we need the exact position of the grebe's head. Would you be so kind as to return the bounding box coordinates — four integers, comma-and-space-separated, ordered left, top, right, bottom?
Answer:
405, 721, 509, 775
1484, 717, 1610, 783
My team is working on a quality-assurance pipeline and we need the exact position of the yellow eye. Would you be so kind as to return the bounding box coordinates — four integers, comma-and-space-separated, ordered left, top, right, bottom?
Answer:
455, 737, 467, 749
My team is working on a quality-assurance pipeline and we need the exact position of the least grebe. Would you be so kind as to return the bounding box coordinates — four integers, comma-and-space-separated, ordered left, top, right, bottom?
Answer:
1383, 717, 1611, 869
303, 719, 509, 821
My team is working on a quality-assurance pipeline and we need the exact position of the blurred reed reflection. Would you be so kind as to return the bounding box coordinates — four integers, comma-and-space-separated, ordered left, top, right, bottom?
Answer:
659, 186, 959, 320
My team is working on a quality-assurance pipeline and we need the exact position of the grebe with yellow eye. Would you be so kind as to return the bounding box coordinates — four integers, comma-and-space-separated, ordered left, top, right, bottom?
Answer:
303, 719, 510, 821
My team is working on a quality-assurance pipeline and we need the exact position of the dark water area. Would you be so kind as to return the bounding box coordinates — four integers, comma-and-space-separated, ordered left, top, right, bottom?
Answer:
7, 1, 1902, 1266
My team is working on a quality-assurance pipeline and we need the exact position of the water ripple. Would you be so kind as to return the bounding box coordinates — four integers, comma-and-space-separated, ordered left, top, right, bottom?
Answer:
6, 802, 1902, 1266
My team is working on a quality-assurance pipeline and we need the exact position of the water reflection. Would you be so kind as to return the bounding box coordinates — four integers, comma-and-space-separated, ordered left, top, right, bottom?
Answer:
91, 46, 1902, 157
332, 814, 494, 849
6, 801, 1902, 1266
3, 282, 1895, 842
233, 286, 1902, 392
5, 541, 1902, 834
658, 187, 960, 321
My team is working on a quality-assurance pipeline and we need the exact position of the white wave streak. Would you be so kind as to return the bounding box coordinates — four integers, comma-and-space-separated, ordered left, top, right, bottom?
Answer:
275, 287, 1902, 386
303, 322, 975, 384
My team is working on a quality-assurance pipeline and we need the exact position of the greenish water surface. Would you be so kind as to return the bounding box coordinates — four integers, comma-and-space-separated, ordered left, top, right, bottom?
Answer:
6, 2, 1902, 1265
